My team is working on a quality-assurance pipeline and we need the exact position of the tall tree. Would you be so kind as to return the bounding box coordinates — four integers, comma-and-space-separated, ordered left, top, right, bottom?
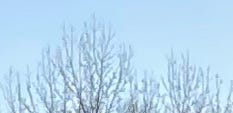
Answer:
1, 19, 233, 113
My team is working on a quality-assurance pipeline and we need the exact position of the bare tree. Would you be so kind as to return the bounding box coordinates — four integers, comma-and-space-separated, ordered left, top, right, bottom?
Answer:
1, 19, 134, 113
52, 20, 134, 113
121, 71, 162, 113
1, 19, 233, 113
161, 51, 233, 113
161, 51, 211, 113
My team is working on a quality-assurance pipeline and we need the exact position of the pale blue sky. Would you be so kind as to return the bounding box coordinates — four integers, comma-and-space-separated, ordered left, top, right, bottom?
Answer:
1, 0, 233, 102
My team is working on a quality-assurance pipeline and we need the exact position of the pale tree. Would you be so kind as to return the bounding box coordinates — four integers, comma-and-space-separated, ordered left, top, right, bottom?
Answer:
1, 19, 134, 113
1, 68, 23, 113
51, 19, 134, 113
161, 51, 233, 113
119, 71, 162, 113
2, 19, 233, 113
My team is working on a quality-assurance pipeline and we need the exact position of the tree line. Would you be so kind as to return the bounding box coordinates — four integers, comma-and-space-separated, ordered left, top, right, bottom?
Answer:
1, 19, 233, 113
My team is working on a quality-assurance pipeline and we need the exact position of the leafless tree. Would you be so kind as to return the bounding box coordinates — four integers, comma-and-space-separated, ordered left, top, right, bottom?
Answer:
1, 19, 133, 113
120, 71, 162, 113
1, 19, 233, 113
161, 51, 233, 113
161, 51, 210, 113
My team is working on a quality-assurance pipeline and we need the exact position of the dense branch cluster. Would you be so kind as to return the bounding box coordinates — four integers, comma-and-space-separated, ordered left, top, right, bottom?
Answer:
1, 20, 233, 113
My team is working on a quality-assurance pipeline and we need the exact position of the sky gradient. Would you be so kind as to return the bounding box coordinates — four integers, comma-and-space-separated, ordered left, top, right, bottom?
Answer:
1, 0, 233, 104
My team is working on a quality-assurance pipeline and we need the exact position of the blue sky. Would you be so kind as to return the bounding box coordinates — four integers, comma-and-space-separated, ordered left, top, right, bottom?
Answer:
1, 0, 233, 103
